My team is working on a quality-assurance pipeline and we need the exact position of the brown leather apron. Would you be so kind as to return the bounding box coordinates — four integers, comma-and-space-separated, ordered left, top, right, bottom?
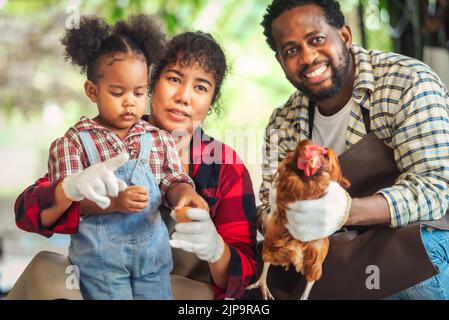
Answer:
251, 105, 449, 300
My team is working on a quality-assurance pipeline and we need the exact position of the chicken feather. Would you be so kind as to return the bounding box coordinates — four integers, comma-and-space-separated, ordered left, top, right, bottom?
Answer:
248, 139, 350, 300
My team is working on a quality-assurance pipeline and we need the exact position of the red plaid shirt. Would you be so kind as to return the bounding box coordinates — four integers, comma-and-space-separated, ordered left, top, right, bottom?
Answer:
188, 128, 257, 299
15, 127, 258, 300
14, 176, 81, 237
48, 116, 193, 203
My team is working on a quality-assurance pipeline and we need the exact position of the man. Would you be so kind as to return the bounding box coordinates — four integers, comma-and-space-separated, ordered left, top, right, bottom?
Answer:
258, 0, 449, 299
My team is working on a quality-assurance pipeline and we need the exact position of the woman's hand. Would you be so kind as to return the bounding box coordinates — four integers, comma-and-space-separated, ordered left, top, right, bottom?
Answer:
167, 183, 209, 211
174, 187, 209, 211
169, 208, 224, 263
110, 185, 149, 213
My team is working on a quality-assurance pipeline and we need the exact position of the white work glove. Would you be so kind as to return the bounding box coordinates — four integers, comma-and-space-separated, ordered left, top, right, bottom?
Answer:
284, 181, 352, 242
61, 153, 129, 209
169, 208, 225, 263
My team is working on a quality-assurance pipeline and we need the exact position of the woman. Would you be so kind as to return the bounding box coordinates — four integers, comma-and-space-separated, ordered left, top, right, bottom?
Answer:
11, 31, 258, 300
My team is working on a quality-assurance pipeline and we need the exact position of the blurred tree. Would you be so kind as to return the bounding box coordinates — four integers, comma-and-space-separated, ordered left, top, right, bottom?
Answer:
358, 0, 393, 52
383, 0, 448, 59
0, 0, 410, 196
0, 0, 294, 195
420, 0, 448, 49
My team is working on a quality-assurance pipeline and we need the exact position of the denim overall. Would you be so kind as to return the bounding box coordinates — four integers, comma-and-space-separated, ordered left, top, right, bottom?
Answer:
68, 131, 173, 300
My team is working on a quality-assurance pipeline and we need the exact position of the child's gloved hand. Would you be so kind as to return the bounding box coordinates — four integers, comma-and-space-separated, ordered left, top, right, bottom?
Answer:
169, 208, 225, 263
62, 153, 129, 209
110, 185, 149, 213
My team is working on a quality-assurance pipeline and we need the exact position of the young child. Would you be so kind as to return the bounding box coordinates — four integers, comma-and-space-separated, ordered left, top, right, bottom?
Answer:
47, 15, 208, 300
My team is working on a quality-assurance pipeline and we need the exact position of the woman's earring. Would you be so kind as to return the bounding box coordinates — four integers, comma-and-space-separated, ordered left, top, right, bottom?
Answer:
207, 109, 213, 115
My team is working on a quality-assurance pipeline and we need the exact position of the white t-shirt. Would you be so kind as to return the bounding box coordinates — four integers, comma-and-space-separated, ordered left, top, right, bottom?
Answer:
311, 98, 354, 156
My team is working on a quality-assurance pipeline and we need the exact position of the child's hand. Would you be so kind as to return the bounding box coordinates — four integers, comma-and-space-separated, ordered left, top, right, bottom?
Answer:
174, 187, 209, 212
62, 153, 129, 209
111, 185, 149, 213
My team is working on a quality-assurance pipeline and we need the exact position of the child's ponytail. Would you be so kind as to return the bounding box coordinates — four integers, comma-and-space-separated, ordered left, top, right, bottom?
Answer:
60, 16, 111, 79
60, 14, 165, 83
113, 14, 166, 70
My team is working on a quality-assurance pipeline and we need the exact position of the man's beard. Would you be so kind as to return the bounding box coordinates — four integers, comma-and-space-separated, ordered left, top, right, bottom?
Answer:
291, 46, 351, 102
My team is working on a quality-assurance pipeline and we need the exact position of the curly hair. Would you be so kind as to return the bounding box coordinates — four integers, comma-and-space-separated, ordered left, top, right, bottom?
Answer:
60, 14, 166, 82
261, 0, 345, 51
150, 31, 228, 115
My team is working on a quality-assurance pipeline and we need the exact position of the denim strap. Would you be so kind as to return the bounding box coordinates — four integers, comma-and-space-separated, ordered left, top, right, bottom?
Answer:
79, 131, 101, 166
130, 132, 155, 185
138, 132, 152, 164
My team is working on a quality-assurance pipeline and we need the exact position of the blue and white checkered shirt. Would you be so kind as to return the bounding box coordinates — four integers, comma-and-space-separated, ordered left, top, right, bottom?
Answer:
259, 44, 449, 227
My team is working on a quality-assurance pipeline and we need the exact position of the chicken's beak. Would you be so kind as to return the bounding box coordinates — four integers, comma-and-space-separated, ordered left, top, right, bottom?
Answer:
308, 157, 318, 169
306, 157, 320, 176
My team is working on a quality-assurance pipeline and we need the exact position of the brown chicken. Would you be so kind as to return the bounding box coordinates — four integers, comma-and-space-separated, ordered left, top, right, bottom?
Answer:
247, 139, 350, 300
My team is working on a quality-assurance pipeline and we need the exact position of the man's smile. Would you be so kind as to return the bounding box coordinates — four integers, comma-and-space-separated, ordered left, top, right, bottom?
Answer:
301, 63, 331, 85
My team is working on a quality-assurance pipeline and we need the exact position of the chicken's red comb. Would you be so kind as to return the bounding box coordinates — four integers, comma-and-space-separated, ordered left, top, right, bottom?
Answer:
303, 144, 328, 158
297, 144, 328, 176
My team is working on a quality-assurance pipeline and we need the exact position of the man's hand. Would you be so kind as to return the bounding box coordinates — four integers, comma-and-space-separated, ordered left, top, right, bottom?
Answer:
284, 181, 352, 242
169, 208, 224, 263
62, 153, 129, 209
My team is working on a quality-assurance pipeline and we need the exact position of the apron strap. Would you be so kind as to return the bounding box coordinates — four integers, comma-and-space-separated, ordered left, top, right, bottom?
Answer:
307, 100, 371, 139
307, 100, 316, 140
360, 106, 371, 134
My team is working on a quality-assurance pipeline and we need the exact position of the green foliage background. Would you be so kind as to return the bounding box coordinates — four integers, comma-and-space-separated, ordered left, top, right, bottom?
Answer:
0, 0, 393, 196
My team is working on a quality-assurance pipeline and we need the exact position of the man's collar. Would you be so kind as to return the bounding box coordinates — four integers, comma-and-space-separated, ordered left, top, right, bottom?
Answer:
351, 44, 374, 95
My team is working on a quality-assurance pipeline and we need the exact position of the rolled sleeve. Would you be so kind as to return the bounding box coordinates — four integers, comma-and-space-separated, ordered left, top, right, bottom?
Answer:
48, 136, 84, 182
14, 176, 81, 237
377, 79, 449, 227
